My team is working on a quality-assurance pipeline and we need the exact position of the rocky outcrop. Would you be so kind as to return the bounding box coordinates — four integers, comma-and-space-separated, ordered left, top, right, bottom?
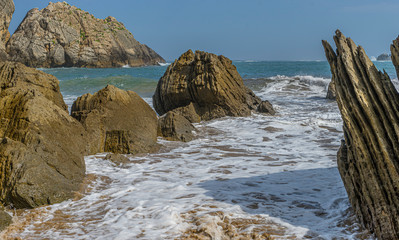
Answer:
71, 85, 159, 154
0, 61, 86, 208
257, 100, 275, 115
377, 53, 390, 61
158, 112, 196, 142
323, 30, 399, 239
153, 50, 274, 122
6, 2, 165, 68
390, 37, 399, 78
0, 0, 14, 60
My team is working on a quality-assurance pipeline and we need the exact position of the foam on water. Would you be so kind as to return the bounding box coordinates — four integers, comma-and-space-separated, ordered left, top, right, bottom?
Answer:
1, 74, 376, 239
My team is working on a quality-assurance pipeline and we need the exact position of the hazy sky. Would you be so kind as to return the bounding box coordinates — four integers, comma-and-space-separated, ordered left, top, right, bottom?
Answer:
9, 0, 399, 61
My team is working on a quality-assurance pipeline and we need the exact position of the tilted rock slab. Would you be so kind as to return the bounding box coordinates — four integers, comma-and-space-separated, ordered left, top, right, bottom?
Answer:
391, 36, 399, 78
71, 85, 159, 154
0, 0, 14, 60
153, 50, 273, 122
6, 2, 165, 68
0, 61, 86, 208
323, 30, 399, 239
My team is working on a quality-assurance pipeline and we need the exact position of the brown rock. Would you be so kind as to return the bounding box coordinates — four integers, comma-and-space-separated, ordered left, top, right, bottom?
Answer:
153, 50, 274, 122
0, 210, 11, 231
6, 2, 164, 68
323, 30, 399, 239
391, 36, 399, 78
0, 62, 86, 208
105, 153, 130, 166
0, 0, 14, 60
71, 85, 159, 154
158, 112, 196, 142
257, 100, 276, 115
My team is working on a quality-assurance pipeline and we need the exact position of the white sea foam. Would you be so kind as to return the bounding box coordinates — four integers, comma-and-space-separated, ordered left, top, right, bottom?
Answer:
2, 76, 373, 239
122, 64, 131, 68
158, 62, 171, 66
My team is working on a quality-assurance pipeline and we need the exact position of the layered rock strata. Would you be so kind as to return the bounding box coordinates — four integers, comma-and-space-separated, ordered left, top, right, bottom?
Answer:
6, 2, 164, 68
71, 85, 159, 154
0, 0, 14, 60
323, 30, 399, 239
153, 50, 274, 122
0, 61, 86, 208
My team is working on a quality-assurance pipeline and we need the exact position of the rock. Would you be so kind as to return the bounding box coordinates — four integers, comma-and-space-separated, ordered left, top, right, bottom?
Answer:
0, 61, 67, 110
71, 85, 159, 154
323, 30, 399, 239
376, 53, 390, 61
0, 210, 11, 231
6, 2, 165, 68
0, 62, 86, 208
153, 50, 274, 121
105, 153, 130, 166
0, 0, 14, 60
158, 112, 196, 142
391, 37, 399, 78
257, 100, 275, 115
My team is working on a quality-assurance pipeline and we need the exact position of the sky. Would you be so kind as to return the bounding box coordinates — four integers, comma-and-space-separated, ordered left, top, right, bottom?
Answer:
8, 0, 399, 61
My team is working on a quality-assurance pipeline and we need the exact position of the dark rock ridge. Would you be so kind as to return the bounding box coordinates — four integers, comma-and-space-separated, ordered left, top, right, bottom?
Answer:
376, 53, 390, 61
158, 112, 196, 142
0, 0, 14, 60
390, 37, 399, 78
0, 61, 87, 208
71, 85, 159, 154
323, 30, 399, 239
153, 50, 275, 122
6, 1, 165, 68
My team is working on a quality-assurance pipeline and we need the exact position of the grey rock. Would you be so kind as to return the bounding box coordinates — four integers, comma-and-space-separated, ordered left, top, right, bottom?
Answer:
6, 2, 164, 68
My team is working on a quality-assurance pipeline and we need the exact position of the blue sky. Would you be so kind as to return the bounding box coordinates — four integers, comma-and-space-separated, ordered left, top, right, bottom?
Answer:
9, 0, 399, 61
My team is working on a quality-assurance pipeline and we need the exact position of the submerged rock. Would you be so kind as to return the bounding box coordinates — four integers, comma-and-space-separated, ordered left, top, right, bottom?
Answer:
323, 30, 399, 239
0, 0, 14, 60
153, 50, 274, 122
158, 112, 196, 142
71, 85, 159, 154
0, 62, 86, 208
6, 1, 164, 68
0, 210, 11, 231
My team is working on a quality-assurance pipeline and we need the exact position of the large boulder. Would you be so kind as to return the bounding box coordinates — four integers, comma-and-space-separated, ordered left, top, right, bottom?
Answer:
0, 62, 86, 208
6, 2, 165, 68
323, 30, 399, 239
153, 50, 274, 122
0, 0, 14, 60
71, 85, 159, 154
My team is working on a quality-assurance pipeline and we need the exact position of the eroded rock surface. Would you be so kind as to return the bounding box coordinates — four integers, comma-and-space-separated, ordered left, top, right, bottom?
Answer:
323, 30, 399, 239
6, 1, 164, 68
0, 0, 14, 60
71, 85, 159, 154
0, 62, 86, 208
158, 112, 196, 142
153, 50, 274, 122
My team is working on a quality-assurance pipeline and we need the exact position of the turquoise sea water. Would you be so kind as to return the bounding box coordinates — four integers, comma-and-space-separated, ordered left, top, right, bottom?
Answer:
41, 60, 396, 101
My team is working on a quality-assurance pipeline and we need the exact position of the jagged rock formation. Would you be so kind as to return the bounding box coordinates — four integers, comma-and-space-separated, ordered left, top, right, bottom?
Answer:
153, 50, 274, 122
323, 30, 399, 239
0, 61, 86, 208
158, 112, 196, 142
0, 0, 14, 60
71, 85, 159, 154
377, 53, 390, 61
6, 1, 165, 68
390, 37, 399, 78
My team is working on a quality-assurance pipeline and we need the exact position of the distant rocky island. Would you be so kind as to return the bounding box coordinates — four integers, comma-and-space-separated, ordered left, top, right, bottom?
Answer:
376, 53, 391, 61
6, 1, 164, 68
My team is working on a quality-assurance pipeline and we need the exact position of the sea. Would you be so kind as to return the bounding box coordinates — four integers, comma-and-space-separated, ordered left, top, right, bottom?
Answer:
1, 60, 397, 239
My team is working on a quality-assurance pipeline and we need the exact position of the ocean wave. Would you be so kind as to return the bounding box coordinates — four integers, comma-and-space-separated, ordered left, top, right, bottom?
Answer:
158, 62, 171, 66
